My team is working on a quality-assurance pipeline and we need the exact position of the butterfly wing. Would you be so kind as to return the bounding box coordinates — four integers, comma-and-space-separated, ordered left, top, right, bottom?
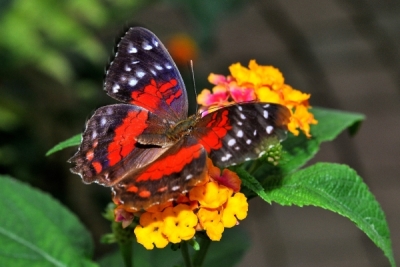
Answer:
69, 104, 170, 186
104, 27, 188, 122
194, 102, 290, 168
112, 136, 207, 211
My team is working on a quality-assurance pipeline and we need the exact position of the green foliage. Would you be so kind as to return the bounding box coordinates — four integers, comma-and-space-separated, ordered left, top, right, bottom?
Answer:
0, 175, 97, 267
46, 134, 81, 156
265, 163, 395, 267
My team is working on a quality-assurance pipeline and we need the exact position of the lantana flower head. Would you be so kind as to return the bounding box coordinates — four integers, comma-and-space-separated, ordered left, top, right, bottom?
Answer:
115, 158, 248, 249
198, 60, 317, 137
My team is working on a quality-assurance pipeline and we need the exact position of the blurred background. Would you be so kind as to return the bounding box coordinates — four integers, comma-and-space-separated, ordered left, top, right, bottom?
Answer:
0, 0, 399, 266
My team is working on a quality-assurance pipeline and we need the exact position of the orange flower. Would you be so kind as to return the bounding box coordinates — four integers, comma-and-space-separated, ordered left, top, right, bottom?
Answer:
198, 60, 318, 137
167, 33, 198, 66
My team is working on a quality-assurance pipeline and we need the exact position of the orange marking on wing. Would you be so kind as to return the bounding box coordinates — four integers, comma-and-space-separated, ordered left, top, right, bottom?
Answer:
127, 186, 139, 193
92, 139, 98, 148
107, 110, 148, 166
139, 190, 151, 198
157, 186, 168, 193
200, 110, 232, 153
92, 161, 102, 173
136, 144, 203, 182
86, 150, 94, 161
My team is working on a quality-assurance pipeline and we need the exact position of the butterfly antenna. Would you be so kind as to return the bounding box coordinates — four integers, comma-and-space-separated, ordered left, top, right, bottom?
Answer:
189, 60, 199, 114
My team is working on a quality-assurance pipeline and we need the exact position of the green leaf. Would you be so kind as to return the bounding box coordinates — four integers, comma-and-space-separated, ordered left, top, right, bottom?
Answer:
255, 107, 365, 178
99, 227, 250, 267
232, 166, 271, 203
265, 163, 396, 267
0, 175, 97, 267
46, 134, 81, 156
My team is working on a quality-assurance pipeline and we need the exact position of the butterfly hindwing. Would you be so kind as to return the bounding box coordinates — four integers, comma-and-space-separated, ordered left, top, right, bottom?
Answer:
104, 27, 188, 122
112, 136, 207, 211
194, 102, 290, 168
69, 104, 169, 186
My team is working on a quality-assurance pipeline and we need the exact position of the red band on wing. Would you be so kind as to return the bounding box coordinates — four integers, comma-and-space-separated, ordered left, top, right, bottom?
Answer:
199, 110, 232, 153
136, 144, 203, 182
131, 78, 181, 110
107, 109, 148, 166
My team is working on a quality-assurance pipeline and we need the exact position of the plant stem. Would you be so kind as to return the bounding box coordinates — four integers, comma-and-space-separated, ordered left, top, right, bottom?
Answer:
119, 240, 133, 267
181, 241, 193, 267
193, 234, 211, 267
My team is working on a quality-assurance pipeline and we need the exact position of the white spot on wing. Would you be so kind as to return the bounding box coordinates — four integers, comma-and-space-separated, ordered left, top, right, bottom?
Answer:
237, 130, 243, 138
150, 69, 157, 75
263, 104, 270, 108
153, 39, 159, 47
132, 60, 140, 64
185, 174, 193, 180
100, 117, 107, 126
154, 63, 163, 70
128, 43, 137, 53
263, 110, 269, 119
129, 78, 138, 86
92, 131, 97, 139
240, 113, 246, 119
228, 139, 236, 146
253, 130, 257, 136
165, 63, 172, 69
112, 84, 120, 93
125, 65, 131, 72
136, 70, 146, 78
221, 154, 232, 162
238, 106, 243, 111
237, 121, 243, 126
142, 41, 152, 50
171, 185, 180, 191
246, 139, 252, 144
266, 125, 274, 134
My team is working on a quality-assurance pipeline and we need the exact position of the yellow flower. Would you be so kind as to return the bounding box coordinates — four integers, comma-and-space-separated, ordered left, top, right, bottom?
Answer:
134, 211, 168, 249
199, 60, 318, 137
161, 204, 198, 243
221, 193, 249, 228
189, 181, 232, 209
197, 207, 224, 241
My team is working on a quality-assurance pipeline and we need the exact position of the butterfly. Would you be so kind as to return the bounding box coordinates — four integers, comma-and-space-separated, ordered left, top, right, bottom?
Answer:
69, 27, 290, 211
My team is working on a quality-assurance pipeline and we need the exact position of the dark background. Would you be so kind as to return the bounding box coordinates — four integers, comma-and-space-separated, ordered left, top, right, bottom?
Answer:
0, 0, 399, 266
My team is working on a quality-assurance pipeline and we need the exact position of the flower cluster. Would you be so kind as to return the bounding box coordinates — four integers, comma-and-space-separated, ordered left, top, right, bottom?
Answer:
197, 60, 317, 137
114, 158, 248, 250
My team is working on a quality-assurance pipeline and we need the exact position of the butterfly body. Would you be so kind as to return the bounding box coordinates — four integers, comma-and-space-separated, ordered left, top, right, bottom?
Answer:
69, 27, 290, 211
